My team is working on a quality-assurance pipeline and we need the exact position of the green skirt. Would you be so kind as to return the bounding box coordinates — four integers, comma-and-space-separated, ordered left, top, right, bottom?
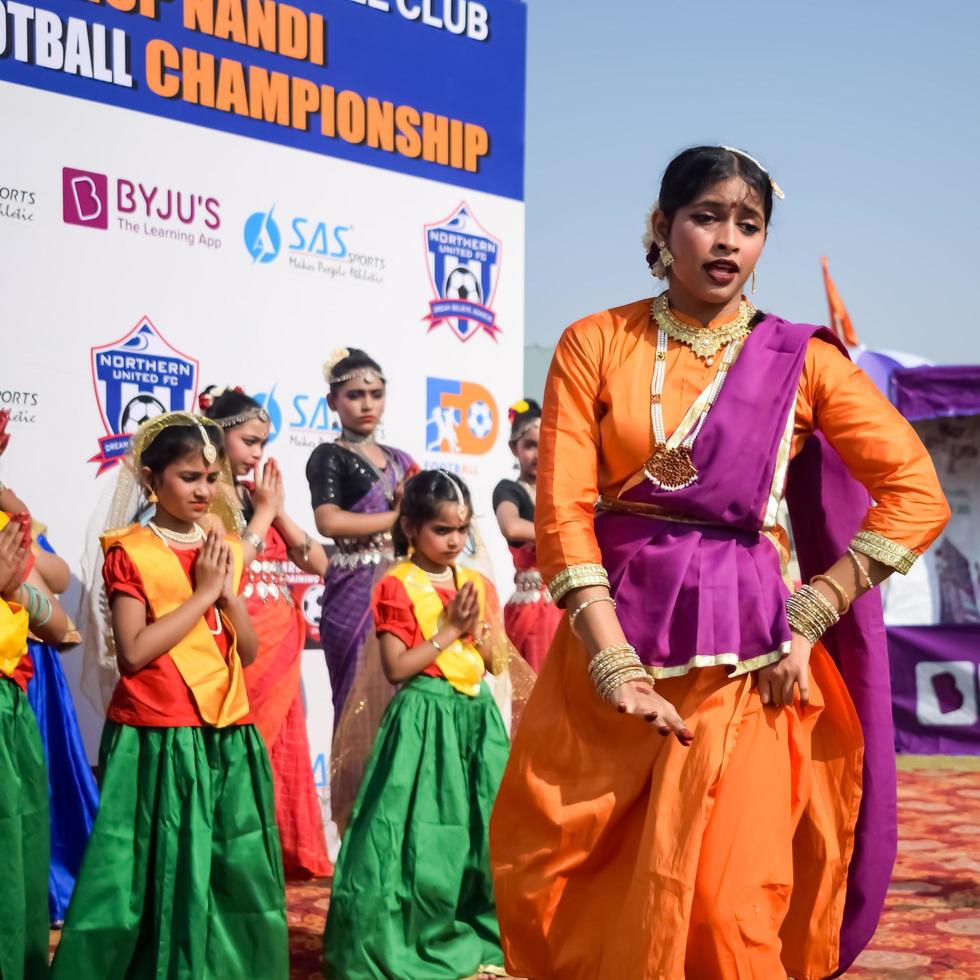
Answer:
324, 674, 510, 980
0, 677, 50, 980
51, 722, 288, 980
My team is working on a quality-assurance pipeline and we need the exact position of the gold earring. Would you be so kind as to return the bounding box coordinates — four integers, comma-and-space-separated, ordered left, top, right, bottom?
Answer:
658, 242, 674, 270
751, 268, 758, 293
147, 490, 158, 504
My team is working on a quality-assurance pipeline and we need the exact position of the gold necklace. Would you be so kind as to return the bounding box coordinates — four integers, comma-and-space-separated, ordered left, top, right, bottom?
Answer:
643, 320, 744, 491
650, 293, 756, 362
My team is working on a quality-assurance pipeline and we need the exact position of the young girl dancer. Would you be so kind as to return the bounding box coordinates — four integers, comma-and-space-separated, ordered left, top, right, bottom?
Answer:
0, 512, 50, 980
493, 399, 561, 671
52, 412, 288, 979
203, 384, 331, 879
307, 348, 417, 722
324, 470, 510, 980
307, 348, 417, 829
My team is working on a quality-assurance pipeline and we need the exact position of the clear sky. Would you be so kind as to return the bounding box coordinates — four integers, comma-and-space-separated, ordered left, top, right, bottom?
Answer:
522, 0, 980, 363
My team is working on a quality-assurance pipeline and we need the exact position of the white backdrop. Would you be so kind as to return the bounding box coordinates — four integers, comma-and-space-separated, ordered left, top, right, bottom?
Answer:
1, 83, 525, 772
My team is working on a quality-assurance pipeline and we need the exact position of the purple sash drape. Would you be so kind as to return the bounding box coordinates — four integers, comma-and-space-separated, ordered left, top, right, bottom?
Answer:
320, 446, 414, 723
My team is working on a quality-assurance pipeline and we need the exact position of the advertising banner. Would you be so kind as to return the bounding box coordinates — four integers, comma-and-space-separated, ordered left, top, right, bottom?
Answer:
1, 0, 527, 802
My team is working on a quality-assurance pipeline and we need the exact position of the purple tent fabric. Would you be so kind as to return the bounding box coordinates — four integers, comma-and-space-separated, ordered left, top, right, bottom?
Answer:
887, 625, 980, 755
891, 365, 980, 421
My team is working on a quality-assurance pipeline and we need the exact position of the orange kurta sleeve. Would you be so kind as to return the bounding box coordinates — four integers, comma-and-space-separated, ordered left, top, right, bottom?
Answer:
536, 316, 610, 603
794, 337, 950, 571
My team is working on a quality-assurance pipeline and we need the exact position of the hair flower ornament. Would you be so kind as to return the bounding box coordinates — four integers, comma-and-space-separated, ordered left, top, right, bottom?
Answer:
323, 348, 351, 382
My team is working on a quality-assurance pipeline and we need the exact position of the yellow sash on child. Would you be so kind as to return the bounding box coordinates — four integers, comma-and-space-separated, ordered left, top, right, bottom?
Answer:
389, 560, 486, 697
0, 599, 29, 678
101, 525, 249, 727
0, 512, 28, 677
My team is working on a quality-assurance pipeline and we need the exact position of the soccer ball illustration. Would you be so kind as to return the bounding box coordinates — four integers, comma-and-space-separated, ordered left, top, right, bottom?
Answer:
467, 400, 494, 439
301, 584, 324, 629
120, 394, 166, 433
444, 266, 482, 304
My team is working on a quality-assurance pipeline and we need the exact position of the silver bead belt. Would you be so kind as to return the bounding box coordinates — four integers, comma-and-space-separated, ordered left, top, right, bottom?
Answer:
243, 559, 293, 603
332, 531, 395, 571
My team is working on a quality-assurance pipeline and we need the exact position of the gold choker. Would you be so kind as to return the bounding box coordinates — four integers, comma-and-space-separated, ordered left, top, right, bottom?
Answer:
650, 293, 756, 361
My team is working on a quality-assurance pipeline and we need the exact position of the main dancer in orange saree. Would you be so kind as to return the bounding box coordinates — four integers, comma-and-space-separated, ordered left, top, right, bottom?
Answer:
490, 146, 950, 979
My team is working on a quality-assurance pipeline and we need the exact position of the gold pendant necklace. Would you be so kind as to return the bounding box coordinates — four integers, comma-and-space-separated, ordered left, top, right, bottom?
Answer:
643, 322, 744, 491
650, 292, 755, 362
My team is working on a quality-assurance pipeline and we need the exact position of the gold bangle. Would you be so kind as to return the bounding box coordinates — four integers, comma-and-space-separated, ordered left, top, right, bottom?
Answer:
568, 595, 616, 633
847, 547, 874, 591
810, 574, 851, 615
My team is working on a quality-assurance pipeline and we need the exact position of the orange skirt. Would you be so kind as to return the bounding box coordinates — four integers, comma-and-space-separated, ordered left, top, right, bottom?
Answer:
489, 621, 865, 980
245, 598, 331, 880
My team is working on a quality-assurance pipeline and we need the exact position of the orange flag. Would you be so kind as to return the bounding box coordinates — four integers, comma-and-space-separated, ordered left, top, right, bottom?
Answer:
821, 256, 859, 347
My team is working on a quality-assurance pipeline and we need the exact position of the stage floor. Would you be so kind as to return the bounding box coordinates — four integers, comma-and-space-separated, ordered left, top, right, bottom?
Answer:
50, 757, 980, 978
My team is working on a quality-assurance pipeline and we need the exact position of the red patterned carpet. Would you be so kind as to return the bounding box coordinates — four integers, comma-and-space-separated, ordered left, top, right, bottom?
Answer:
50, 760, 980, 978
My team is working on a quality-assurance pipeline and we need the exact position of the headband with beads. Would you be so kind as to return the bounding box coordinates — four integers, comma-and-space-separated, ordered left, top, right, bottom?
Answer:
132, 410, 220, 465
435, 468, 470, 523
322, 347, 386, 386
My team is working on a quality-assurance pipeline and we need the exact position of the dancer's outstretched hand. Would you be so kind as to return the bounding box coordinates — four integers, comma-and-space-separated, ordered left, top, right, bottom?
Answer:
604, 678, 694, 745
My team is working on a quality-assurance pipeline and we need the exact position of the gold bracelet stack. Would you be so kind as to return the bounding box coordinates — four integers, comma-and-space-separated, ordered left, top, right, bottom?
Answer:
568, 595, 616, 634
785, 584, 840, 644
588, 643, 650, 700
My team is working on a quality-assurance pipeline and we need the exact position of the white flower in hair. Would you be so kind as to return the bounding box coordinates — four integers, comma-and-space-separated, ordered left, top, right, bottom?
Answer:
323, 348, 351, 382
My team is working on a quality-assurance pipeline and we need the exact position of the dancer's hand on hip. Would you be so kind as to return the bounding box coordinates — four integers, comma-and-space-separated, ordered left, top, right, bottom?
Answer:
756, 633, 812, 708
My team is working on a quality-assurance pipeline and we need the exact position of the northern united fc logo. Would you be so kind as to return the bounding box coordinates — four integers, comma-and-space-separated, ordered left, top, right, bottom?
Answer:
88, 316, 199, 473
423, 203, 501, 342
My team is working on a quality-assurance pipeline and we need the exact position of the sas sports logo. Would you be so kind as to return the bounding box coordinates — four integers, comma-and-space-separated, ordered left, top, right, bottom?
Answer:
243, 208, 282, 264
426, 378, 498, 456
423, 203, 501, 342
251, 385, 340, 448
243, 205, 351, 268
88, 316, 199, 474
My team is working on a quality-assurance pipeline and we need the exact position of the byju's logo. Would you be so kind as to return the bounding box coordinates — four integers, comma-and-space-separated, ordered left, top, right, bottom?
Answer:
915, 661, 978, 727
62, 167, 221, 247
63, 167, 108, 229
424, 203, 501, 342
426, 378, 498, 455
244, 208, 282, 264
88, 317, 199, 473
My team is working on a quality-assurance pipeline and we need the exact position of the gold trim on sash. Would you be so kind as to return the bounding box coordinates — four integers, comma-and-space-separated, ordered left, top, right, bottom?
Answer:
389, 560, 486, 697
101, 525, 249, 727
